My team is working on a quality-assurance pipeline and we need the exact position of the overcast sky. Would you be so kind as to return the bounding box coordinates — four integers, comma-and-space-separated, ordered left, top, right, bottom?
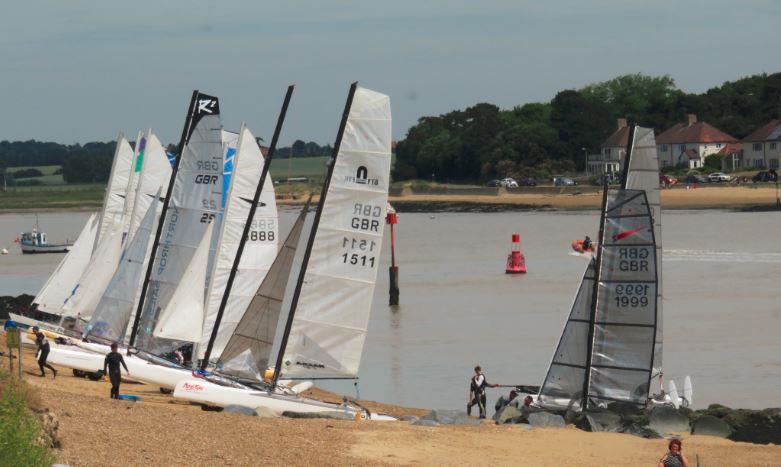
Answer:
1, 0, 778, 146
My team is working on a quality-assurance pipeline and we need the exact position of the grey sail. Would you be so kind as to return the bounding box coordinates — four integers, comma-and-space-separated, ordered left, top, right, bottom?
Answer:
537, 259, 595, 411
587, 189, 657, 408
216, 202, 309, 380
539, 189, 657, 410
623, 126, 663, 383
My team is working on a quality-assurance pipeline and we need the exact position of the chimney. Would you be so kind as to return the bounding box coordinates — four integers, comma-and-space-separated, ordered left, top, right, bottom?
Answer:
687, 114, 697, 126
617, 118, 627, 130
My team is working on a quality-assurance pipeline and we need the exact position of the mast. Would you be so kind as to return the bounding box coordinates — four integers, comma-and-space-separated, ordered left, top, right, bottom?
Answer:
271, 82, 358, 388
127, 90, 198, 351
620, 124, 637, 190
200, 85, 295, 369
581, 183, 609, 410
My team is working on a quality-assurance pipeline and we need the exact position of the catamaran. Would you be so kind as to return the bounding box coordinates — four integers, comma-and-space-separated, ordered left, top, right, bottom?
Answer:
173, 83, 396, 420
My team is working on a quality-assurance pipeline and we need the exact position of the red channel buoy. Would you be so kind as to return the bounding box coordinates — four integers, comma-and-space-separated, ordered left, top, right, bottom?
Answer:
505, 233, 527, 274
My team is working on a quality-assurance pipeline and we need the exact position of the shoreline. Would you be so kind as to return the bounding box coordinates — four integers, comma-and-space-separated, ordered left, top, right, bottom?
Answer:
2, 185, 779, 213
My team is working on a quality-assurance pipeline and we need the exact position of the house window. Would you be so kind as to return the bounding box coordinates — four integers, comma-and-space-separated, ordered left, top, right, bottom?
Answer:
753, 143, 762, 151
754, 159, 765, 168
771, 143, 777, 150
679, 144, 686, 152
661, 144, 668, 152
605, 148, 611, 157
661, 160, 669, 167
716, 143, 721, 148
770, 159, 779, 169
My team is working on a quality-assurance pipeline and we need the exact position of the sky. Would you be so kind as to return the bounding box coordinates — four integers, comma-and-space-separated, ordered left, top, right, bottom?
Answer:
1, 0, 779, 146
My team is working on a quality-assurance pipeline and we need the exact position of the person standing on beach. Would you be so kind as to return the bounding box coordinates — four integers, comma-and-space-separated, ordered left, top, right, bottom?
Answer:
103, 343, 129, 399
467, 365, 498, 419
658, 439, 689, 467
32, 327, 57, 378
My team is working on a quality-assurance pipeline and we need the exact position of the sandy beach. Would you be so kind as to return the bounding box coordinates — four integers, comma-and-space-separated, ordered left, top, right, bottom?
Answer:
5, 336, 779, 467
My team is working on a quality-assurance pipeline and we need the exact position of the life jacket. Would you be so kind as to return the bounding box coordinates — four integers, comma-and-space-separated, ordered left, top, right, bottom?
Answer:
471, 374, 487, 393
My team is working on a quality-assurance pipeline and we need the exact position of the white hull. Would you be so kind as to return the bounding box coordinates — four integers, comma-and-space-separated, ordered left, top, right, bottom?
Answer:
20, 243, 70, 254
173, 379, 395, 421
47, 346, 194, 390
8, 313, 67, 334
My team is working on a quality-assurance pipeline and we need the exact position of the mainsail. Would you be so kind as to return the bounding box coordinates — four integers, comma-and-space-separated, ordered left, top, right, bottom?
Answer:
198, 125, 278, 361
121, 131, 144, 226
538, 188, 658, 410
277, 85, 392, 380
95, 134, 135, 249
216, 201, 308, 379
132, 91, 223, 355
33, 214, 98, 314
623, 126, 663, 381
84, 193, 161, 343
127, 131, 172, 241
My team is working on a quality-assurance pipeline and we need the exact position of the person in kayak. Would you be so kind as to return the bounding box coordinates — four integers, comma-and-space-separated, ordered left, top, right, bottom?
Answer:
581, 235, 593, 251
103, 343, 129, 399
32, 326, 57, 378
467, 365, 498, 419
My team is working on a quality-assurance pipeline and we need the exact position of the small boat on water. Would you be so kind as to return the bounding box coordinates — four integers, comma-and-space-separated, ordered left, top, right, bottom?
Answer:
17, 217, 72, 254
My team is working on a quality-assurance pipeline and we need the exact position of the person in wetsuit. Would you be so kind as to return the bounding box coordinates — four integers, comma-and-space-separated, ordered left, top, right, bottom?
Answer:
103, 343, 129, 399
581, 235, 593, 251
32, 326, 57, 378
467, 365, 498, 419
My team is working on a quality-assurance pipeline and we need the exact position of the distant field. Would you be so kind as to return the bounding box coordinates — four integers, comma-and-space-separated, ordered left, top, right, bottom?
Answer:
269, 156, 329, 180
0, 184, 104, 210
7, 165, 65, 185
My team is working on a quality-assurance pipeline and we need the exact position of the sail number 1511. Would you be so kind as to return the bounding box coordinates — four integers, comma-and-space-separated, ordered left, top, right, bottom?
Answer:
341, 237, 377, 268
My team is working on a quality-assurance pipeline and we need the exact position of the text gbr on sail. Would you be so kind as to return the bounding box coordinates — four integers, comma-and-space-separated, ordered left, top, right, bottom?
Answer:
618, 247, 650, 272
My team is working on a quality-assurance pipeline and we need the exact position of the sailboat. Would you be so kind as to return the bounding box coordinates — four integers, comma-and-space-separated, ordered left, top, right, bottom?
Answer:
532, 125, 689, 412
173, 83, 396, 420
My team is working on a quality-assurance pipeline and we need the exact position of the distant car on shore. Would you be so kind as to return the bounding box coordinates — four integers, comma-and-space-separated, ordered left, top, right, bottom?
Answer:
660, 174, 678, 187
553, 176, 577, 186
685, 174, 708, 184
500, 177, 519, 188
485, 179, 502, 187
594, 174, 621, 185
518, 177, 537, 186
752, 170, 778, 183
708, 172, 731, 182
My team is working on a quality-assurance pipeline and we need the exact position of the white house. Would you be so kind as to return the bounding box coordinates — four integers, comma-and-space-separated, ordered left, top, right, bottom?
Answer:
741, 119, 781, 170
588, 118, 629, 175
656, 114, 738, 169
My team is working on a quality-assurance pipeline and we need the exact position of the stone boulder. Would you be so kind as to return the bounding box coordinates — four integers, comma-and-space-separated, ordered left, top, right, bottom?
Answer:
584, 411, 622, 432
725, 408, 781, 445
412, 419, 439, 427
691, 415, 731, 438
400, 415, 420, 423
495, 405, 523, 425
528, 412, 565, 428
223, 405, 258, 417
421, 409, 478, 425
649, 406, 690, 435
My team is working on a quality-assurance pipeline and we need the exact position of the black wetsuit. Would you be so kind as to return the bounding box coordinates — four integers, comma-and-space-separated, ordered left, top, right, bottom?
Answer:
103, 351, 129, 399
35, 333, 56, 377
467, 374, 489, 418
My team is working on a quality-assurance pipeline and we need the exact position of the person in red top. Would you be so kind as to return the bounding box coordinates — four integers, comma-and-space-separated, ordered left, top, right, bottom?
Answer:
467, 365, 498, 419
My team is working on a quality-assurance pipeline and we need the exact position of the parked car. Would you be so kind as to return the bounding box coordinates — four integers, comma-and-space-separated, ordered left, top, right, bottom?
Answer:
659, 174, 678, 187
685, 174, 708, 184
708, 172, 731, 182
485, 179, 502, 187
752, 170, 779, 183
500, 177, 519, 188
553, 176, 577, 186
594, 173, 621, 185
518, 177, 537, 186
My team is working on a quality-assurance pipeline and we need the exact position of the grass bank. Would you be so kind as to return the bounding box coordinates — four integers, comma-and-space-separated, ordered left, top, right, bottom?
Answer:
0, 370, 54, 466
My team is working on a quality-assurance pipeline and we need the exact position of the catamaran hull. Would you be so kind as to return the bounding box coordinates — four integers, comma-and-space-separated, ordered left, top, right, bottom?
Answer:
47, 346, 195, 389
173, 379, 395, 421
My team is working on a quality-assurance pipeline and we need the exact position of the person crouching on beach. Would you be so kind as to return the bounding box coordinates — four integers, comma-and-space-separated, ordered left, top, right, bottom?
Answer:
103, 343, 129, 399
658, 438, 689, 467
32, 326, 57, 378
467, 365, 498, 419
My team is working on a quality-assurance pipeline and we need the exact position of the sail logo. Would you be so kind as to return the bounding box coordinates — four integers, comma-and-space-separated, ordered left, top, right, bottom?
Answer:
198, 99, 216, 114
344, 166, 378, 186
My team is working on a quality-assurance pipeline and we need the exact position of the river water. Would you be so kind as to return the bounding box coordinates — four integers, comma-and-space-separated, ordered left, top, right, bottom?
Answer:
1, 210, 779, 411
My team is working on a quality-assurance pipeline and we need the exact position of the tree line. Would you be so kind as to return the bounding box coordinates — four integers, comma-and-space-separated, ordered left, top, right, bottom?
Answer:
393, 72, 781, 183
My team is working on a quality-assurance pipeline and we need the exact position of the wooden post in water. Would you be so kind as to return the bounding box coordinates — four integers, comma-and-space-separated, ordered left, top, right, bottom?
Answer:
386, 207, 399, 306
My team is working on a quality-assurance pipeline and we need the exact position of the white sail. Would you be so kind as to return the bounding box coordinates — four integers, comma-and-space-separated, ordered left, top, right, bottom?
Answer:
121, 131, 144, 226
60, 218, 126, 321
624, 126, 663, 379
33, 214, 99, 314
280, 86, 392, 379
127, 131, 172, 241
198, 125, 278, 361
95, 134, 135, 248
217, 203, 308, 380
135, 93, 223, 354
85, 193, 161, 343
153, 222, 213, 342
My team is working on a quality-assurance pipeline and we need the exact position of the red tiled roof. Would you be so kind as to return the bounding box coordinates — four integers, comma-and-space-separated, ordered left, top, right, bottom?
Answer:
717, 142, 742, 155
602, 126, 630, 148
656, 121, 737, 144
742, 120, 781, 142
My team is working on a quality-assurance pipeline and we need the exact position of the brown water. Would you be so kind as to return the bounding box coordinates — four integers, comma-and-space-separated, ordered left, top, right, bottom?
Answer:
1, 210, 780, 411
